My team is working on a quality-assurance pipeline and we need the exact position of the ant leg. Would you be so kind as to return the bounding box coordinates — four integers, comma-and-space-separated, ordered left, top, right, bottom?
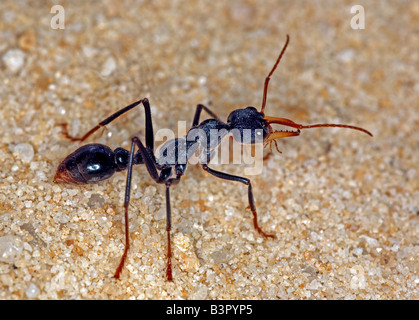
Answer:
165, 184, 173, 281
130, 136, 182, 281
61, 98, 154, 149
133, 136, 161, 182
263, 150, 273, 161
114, 136, 138, 279
260, 35, 289, 114
192, 104, 220, 127
114, 132, 159, 278
163, 177, 181, 281
201, 164, 275, 239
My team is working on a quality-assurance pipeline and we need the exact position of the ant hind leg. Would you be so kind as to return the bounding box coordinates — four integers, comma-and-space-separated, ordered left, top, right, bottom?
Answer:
192, 104, 220, 127
59, 98, 154, 149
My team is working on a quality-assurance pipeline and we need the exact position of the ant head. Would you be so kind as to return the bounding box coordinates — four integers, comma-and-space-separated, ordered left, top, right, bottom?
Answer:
227, 106, 271, 144
54, 144, 117, 184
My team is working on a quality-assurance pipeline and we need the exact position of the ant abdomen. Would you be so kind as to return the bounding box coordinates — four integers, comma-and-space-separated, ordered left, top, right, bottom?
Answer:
54, 144, 118, 184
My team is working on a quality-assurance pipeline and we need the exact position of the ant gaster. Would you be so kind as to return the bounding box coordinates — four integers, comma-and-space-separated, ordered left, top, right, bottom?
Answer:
54, 35, 372, 281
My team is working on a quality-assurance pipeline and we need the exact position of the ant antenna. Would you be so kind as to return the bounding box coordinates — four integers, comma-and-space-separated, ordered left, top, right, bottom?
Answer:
264, 116, 373, 137
261, 35, 373, 140
260, 34, 290, 115
298, 123, 373, 136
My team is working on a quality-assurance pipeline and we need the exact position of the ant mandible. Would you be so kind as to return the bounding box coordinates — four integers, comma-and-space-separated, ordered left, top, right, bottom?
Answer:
54, 35, 372, 281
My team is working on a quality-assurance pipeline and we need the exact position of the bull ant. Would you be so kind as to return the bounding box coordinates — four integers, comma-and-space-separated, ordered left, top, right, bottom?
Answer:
54, 35, 372, 280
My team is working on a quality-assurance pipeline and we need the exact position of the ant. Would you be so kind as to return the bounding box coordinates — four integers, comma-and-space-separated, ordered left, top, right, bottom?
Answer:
54, 35, 372, 281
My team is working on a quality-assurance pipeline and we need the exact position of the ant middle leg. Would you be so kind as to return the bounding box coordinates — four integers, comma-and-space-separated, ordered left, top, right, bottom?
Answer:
201, 164, 275, 239
127, 136, 183, 281
114, 135, 140, 278
114, 133, 158, 279
164, 176, 181, 281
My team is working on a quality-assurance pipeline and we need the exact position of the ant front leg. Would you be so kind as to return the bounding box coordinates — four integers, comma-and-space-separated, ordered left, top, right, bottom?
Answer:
201, 164, 275, 239
192, 104, 220, 127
